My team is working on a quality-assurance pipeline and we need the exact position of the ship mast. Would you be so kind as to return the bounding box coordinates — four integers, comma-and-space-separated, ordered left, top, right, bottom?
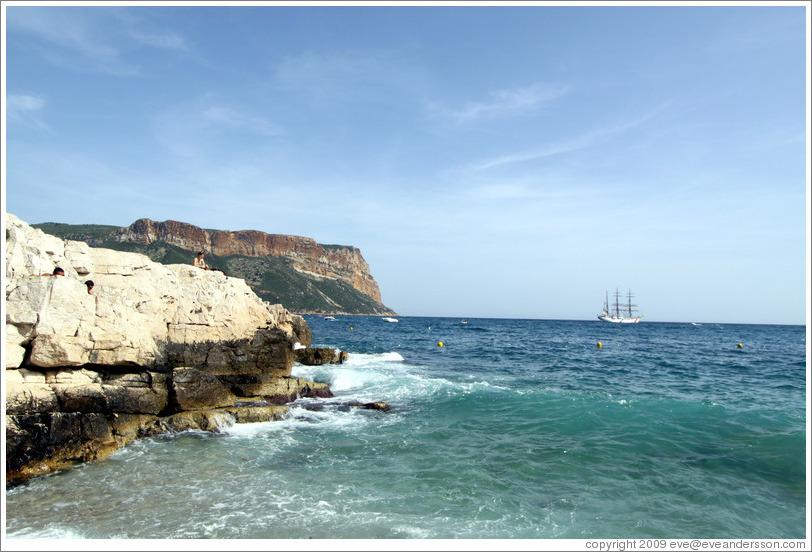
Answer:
626, 289, 637, 318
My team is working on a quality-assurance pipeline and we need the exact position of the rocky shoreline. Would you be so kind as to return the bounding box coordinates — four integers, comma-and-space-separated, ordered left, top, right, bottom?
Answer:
4, 213, 374, 485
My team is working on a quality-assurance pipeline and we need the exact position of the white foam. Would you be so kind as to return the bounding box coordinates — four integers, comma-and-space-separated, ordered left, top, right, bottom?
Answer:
458, 380, 510, 394
292, 349, 514, 406
5, 527, 89, 539
293, 350, 407, 393
285, 405, 376, 430
222, 420, 282, 438
343, 350, 405, 366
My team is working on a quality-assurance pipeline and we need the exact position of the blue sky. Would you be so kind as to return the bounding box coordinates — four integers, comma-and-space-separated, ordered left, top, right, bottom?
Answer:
3, 2, 809, 324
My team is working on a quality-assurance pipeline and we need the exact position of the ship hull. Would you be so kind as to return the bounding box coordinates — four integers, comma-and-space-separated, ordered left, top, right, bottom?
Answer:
598, 315, 642, 324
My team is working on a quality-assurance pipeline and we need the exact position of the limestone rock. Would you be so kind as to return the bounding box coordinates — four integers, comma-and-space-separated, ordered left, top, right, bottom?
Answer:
5, 213, 311, 371
295, 347, 348, 365
219, 376, 333, 404
45, 368, 102, 385
5, 343, 27, 370
217, 373, 295, 397
52, 383, 107, 413
109, 413, 165, 445
5, 370, 60, 414
301, 381, 333, 399
4, 213, 339, 484
102, 372, 168, 415
223, 405, 289, 424
6, 412, 119, 481
161, 410, 235, 432
167, 328, 294, 376
172, 367, 236, 411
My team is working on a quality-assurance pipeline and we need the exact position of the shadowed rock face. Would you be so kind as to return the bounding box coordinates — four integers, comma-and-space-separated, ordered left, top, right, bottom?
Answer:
5, 213, 336, 483
294, 347, 349, 366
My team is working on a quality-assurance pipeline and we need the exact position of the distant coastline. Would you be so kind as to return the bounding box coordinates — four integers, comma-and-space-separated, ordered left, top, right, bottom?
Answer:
33, 220, 397, 317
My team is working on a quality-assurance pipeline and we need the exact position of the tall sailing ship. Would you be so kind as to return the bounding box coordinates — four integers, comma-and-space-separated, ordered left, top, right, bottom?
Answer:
598, 289, 643, 324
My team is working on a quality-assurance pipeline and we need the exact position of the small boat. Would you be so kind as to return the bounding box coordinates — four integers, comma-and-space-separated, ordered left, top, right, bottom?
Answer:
598, 289, 643, 324
324, 316, 336, 321
382, 317, 398, 323
461, 319, 468, 324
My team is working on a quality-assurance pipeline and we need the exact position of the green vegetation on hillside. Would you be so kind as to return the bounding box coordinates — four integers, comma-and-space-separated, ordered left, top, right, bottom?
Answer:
32, 223, 121, 245
224, 254, 387, 314
32, 222, 393, 315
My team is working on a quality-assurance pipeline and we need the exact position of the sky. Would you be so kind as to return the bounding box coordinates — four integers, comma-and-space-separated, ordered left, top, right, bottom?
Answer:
2, 1, 809, 325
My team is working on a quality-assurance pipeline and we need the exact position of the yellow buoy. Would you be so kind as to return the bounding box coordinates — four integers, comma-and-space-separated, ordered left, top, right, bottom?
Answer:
597, 341, 603, 348
437, 341, 444, 347
350, 327, 353, 331
737, 343, 743, 348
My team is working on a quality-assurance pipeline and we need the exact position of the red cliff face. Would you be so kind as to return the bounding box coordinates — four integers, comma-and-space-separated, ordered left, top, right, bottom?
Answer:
114, 219, 383, 303
123, 219, 209, 250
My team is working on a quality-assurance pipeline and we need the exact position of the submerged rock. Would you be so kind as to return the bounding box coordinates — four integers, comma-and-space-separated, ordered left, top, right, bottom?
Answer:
343, 401, 391, 412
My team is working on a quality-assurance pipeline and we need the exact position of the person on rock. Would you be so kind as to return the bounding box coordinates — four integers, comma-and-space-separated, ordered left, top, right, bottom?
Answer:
31, 267, 65, 277
193, 252, 210, 270
85, 280, 95, 295
193, 251, 225, 275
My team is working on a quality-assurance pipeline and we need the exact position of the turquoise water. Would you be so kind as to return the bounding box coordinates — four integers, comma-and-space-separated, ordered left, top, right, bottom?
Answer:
4, 317, 807, 539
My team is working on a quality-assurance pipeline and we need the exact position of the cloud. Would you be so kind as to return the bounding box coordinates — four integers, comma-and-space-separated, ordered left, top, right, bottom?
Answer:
152, 96, 285, 160
6, 93, 49, 130
202, 106, 284, 137
6, 7, 188, 76
273, 50, 428, 105
435, 83, 568, 123
127, 30, 189, 51
472, 101, 671, 171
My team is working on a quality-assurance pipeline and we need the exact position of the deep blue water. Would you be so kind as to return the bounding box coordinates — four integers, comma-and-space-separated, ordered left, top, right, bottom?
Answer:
4, 317, 807, 540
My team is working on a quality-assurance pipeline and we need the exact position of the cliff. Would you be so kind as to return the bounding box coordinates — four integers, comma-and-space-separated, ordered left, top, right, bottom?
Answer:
4, 213, 348, 483
34, 219, 396, 316
115, 218, 383, 302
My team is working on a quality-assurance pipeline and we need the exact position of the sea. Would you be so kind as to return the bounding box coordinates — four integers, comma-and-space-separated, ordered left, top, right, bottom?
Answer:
3, 316, 808, 544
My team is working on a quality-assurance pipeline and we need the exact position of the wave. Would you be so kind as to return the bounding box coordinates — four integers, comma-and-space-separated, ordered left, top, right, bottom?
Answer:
292, 349, 513, 407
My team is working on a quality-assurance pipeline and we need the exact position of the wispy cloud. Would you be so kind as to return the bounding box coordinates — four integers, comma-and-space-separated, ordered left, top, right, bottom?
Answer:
6, 7, 188, 76
202, 106, 283, 137
152, 97, 284, 159
6, 93, 49, 130
128, 30, 189, 52
472, 102, 671, 171
273, 50, 428, 105
434, 83, 568, 123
